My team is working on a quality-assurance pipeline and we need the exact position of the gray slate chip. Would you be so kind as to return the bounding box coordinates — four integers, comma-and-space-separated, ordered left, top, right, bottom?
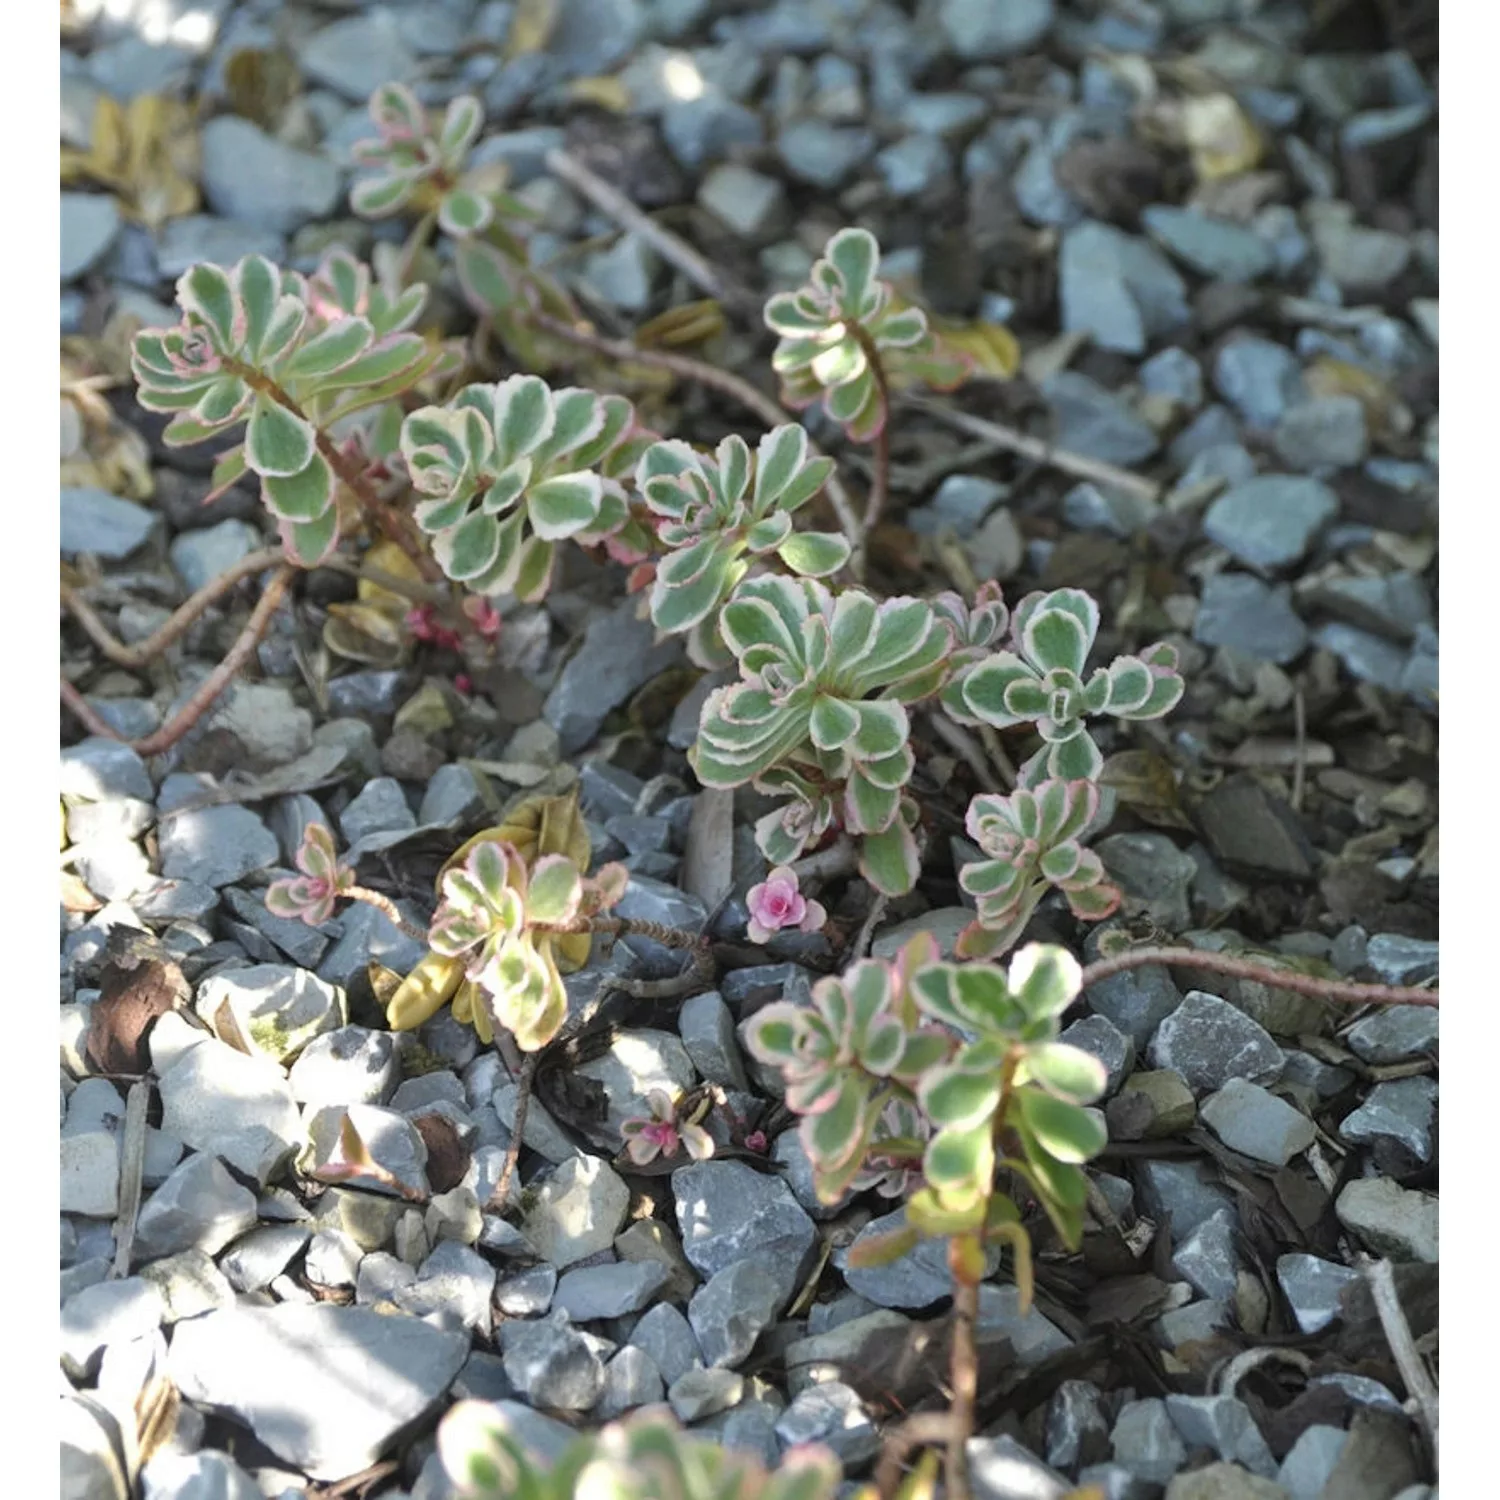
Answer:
1148, 990, 1285, 1091
199, 117, 341, 234
1194, 573, 1308, 665
157, 804, 279, 888
1203, 475, 1339, 570
61, 488, 156, 559
168, 1302, 468, 1479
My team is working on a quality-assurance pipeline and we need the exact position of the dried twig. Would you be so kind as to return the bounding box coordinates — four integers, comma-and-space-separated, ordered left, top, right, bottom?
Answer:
61, 547, 286, 669
62, 564, 298, 756
544, 149, 759, 315
903, 394, 1163, 505
1361, 1256, 1440, 1461
1080, 947, 1438, 1008
111, 1080, 151, 1279
526, 309, 865, 563
490, 1053, 535, 1215
1291, 688, 1309, 812
851, 892, 890, 960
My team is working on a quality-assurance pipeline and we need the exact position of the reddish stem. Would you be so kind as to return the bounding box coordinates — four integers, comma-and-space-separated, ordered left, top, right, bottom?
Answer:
61, 564, 296, 756
1079, 947, 1438, 1008
61, 547, 286, 669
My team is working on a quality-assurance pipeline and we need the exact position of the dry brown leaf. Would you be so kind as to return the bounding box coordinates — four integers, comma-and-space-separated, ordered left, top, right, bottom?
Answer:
60, 94, 199, 229
221, 47, 302, 132
565, 75, 632, 112
634, 299, 727, 349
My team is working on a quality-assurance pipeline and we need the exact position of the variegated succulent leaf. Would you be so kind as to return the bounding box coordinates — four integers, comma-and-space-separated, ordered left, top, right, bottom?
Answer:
959, 587, 1185, 785
131, 252, 441, 566
955, 779, 1120, 959
637, 424, 845, 639
403, 375, 633, 601
349, 83, 485, 220
691, 576, 952, 893
263, 821, 357, 926
764, 226, 970, 442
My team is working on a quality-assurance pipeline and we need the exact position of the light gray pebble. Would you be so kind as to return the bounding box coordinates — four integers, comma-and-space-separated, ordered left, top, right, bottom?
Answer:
500, 1312, 606, 1411
134, 1154, 259, 1262
554, 1261, 670, 1322
199, 117, 341, 234
1148, 990, 1285, 1091
630, 1302, 702, 1386
1111, 1398, 1186, 1485
61, 193, 122, 281
168, 519, 263, 594
61, 487, 156, 558
668, 1366, 744, 1422
1201, 1078, 1316, 1165
689, 1258, 790, 1369
1142, 206, 1276, 283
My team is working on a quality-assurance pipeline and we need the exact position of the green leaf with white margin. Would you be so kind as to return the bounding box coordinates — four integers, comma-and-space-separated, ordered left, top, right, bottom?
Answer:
810, 337, 865, 388
809, 695, 860, 752
753, 424, 809, 508
232, 255, 279, 361
826, 227, 880, 318
923, 1119, 995, 1199
282, 318, 375, 383
1016, 1090, 1106, 1164
745, 512, 794, 553
806, 1075, 869, 1170
845, 769, 901, 834
1007, 943, 1082, 1022
777, 531, 851, 578
763, 293, 829, 338
281, 507, 340, 567
859, 818, 920, 896
1019, 1042, 1108, 1105
438, 94, 483, 160
350, 173, 414, 218
849, 700, 906, 760
717, 432, 751, 504
435, 511, 502, 582
262, 452, 334, 522
651, 547, 743, 635
494, 374, 555, 462
1045, 729, 1102, 782
527, 472, 602, 539
245, 393, 316, 477
526, 855, 583, 926
512, 534, 556, 603
919, 1063, 1001, 1131
177, 263, 235, 346
961, 653, 1036, 727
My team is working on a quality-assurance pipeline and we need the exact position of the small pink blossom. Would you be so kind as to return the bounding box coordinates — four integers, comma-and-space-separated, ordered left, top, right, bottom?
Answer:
463, 596, 502, 640
746, 866, 826, 945
744, 1130, 768, 1155
620, 1089, 715, 1166
454, 673, 474, 696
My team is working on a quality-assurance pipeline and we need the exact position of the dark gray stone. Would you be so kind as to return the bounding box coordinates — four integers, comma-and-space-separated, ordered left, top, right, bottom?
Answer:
671, 1160, 815, 1283
157, 805, 279, 889
1213, 336, 1306, 430
1041, 372, 1160, 465
1148, 990, 1285, 1091
689, 1258, 791, 1369
1171, 1207, 1240, 1302
1276, 1252, 1359, 1335
1194, 573, 1308, 665
1142, 206, 1275, 283
1204, 476, 1339, 570
61, 193, 122, 281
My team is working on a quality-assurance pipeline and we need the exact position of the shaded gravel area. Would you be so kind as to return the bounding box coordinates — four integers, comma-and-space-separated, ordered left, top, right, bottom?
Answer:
61, 1, 1437, 1497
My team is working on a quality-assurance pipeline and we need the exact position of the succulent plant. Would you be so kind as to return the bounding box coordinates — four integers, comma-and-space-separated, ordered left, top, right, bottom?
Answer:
904, 944, 1107, 1247
400, 374, 638, 600
956, 780, 1121, 959
422, 837, 626, 1051
636, 423, 845, 660
959, 588, 1185, 783
931, 581, 1011, 723
743, 943, 951, 1201
130, 251, 450, 564
263, 823, 354, 926
764, 227, 968, 442
691, 575, 954, 894
439, 1403, 844, 1500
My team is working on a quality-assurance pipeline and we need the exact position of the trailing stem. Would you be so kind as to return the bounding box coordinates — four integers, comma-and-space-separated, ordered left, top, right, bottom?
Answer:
61, 563, 297, 755
345, 887, 428, 943
944, 1266, 980, 1500
490, 1052, 536, 1215
847, 322, 893, 540
1079, 947, 1439, 1009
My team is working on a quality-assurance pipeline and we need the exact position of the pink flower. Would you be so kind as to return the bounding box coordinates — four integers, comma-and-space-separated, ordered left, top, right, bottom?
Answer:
454, 673, 474, 696
744, 1130, 768, 1155
620, 1089, 715, 1166
463, 596, 502, 640
746, 866, 826, 945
